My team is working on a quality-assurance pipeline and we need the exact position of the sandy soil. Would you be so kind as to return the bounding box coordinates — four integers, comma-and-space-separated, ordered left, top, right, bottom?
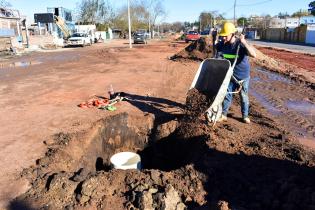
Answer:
255, 46, 315, 72
253, 46, 315, 85
0, 40, 196, 208
1, 39, 315, 210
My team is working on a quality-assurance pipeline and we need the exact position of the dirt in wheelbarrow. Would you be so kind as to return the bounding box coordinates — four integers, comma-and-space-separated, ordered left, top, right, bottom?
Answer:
13, 86, 315, 210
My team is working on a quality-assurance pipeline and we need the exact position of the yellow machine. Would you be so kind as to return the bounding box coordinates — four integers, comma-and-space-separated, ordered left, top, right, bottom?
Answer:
54, 15, 71, 39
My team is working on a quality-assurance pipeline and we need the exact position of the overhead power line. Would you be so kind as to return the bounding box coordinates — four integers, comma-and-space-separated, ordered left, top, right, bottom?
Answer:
236, 0, 272, 7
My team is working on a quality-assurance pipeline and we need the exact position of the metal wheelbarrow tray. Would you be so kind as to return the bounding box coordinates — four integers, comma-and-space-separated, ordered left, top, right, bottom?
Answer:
190, 58, 234, 125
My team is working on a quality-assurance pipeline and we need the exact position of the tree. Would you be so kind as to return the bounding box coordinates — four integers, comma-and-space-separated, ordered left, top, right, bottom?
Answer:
0, 0, 11, 7
209, 10, 225, 26
199, 12, 212, 31
277, 12, 290, 19
77, 0, 114, 24
248, 14, 271, 29
140, 0, 166, 36
237, 17, 248, 27
170, 22, 185, 32
309, 1, 315, 15
292, 9, 310, 17
112, 2, 149, 32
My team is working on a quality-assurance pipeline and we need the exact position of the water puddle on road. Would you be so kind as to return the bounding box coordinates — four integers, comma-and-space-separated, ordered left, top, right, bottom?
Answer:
0, 60, 42, 70
0, 52, 79, 71
255, 67, 293, 84
251, 67, 315, 147
286, 100, 315, 116
250, 90, 282, 115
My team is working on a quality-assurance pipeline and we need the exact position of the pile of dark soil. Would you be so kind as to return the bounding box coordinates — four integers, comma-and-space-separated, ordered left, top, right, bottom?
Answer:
169, 37, 213, 61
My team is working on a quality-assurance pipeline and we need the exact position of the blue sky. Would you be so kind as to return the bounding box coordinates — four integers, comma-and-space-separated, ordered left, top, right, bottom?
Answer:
9, 0, 312, 23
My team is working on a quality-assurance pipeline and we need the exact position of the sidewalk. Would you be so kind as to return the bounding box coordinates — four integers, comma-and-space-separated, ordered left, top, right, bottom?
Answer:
249, 40, 315, 55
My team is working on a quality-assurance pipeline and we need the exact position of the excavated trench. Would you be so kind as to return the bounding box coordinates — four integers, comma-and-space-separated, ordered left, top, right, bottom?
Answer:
17, 112, 208, 209
35, 112, 185, 174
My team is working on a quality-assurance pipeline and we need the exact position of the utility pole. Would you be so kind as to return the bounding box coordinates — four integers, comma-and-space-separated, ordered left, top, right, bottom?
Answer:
127, 0, 132, 48
149, 16, 151, 39
233, 0, 237, 25
199, 15, 201, 33
148, 0, 152, 39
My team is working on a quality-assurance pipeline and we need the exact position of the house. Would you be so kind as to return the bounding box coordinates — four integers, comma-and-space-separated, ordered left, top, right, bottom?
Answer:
269, 17, 300, 28
300, 16, 315, 25
306, 25, 315, 44
284, 18, 299, 28
269, 18, 285, 28
0, 7, 22, 50
0, 7, 22, 37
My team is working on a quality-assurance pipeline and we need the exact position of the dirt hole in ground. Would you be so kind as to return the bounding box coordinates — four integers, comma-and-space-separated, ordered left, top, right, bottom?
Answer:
22, 111, 197, 175
39, 112, 188, 174
36, 111, 207, 174
19, 111, 211, 210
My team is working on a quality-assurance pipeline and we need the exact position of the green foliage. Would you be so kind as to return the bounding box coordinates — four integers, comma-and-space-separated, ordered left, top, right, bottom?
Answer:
237, 17, 248, 27
112, 4, 149, 32
309, 1, 315, 15
96, 23, 108, 31
292, 9, 310, 17
278, 12, 290, 18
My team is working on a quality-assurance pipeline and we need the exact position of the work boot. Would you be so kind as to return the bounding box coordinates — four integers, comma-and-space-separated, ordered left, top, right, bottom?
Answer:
243, 117, 250, 124
217, 115, 227, 122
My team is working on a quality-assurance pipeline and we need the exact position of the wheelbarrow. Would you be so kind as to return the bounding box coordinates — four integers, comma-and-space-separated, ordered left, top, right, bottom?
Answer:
189, 46, 240, 126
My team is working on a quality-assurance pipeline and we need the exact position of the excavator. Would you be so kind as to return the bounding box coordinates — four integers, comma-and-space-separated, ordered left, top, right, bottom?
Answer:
54, 15, 72, 39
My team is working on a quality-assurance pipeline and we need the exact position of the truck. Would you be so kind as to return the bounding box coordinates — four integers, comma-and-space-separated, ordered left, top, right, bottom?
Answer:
185, 31, 201, 43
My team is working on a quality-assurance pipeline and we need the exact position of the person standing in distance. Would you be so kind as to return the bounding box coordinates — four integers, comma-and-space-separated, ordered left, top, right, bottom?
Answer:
211, 28, 218, 57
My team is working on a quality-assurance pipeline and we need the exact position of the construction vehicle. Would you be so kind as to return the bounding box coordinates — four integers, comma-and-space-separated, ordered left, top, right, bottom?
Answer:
54, 15, 71, 39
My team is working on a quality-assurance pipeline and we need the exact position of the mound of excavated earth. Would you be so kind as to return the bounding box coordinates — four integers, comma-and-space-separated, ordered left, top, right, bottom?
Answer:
169, 37, 213, 61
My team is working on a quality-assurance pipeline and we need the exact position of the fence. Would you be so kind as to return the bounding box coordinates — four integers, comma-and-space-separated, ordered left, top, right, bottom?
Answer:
261, 26, 307, 43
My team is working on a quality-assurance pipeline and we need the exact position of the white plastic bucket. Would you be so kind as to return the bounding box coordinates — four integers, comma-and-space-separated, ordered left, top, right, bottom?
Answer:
110, 152, 141, 170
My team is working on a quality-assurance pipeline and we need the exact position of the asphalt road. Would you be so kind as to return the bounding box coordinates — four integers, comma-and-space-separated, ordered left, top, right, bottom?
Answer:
249, 40, 315, 55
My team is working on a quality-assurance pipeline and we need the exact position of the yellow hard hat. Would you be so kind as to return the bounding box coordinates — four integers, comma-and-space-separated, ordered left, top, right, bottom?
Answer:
219, 22, 237, 36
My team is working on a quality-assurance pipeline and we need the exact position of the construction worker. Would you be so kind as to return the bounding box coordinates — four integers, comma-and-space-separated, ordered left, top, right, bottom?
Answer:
216, 22, 256, 124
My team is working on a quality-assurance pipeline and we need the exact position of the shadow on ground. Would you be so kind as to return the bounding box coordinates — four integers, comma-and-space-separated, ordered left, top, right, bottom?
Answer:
122, 92, 184, 123
140, 127, 315, 209
8, 200, 35, 210
120, 92, 315, 209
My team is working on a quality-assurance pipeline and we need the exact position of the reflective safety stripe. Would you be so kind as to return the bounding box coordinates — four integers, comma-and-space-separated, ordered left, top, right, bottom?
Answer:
223, 54, 237, 59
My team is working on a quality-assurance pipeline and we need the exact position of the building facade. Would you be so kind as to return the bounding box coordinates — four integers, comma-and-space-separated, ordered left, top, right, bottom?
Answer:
284, 18, 299, 28
0, 7, 22, 37
34, 7, 75, 38
300, 16, 315, 25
